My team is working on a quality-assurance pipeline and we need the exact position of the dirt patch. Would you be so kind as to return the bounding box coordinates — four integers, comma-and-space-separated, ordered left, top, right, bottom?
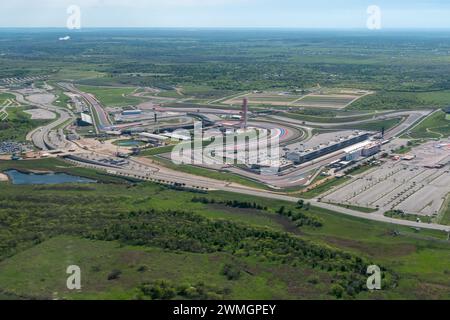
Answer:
0, 173, 9, 182
23, 109, 56, 120
26, 93, 56, 105
27, 170, 53, 174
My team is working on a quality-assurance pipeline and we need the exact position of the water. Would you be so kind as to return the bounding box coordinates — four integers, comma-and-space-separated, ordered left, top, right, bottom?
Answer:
116, 140, 143, 147
4, 170, 96, 185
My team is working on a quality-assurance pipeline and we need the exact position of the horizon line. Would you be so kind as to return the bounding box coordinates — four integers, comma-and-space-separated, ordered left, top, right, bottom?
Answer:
2, 26, 450, 31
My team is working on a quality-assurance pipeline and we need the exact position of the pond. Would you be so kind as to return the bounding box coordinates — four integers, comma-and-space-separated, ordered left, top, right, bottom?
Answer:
4, 170, 96, 185
114, 140, 145, 147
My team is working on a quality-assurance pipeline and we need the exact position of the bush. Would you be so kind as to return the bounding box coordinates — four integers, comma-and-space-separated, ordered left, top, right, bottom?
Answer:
137, 265, 148, 272
137, 280, 228, 300
107, 269, 122, 280
331, 284, 345, 299
222, 263, 241, 281
139, 280, 176, 300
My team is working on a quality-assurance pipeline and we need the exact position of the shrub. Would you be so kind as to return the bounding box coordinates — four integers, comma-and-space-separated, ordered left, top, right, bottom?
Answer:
107, 269, 122, 280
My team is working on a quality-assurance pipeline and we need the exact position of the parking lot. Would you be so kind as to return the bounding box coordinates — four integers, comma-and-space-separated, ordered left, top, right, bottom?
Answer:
324, 139, 450, 216
0, 76, 47, 86
0, 141, 28, 155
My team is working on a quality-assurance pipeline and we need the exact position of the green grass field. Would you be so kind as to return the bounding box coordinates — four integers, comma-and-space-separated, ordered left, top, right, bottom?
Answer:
330, 203, 377, 213
440, 196, 450, 225
333, 117, 403, 132
0, 108, 50, 142
76, 85, 144, 107
49, 83, 72, 109
54, 69, 106, 82
140, 145, 175, 156
349, 90, 450, 110
179, 84, 235, 101
112, 139, 146, 147
0, 93, 16, 105
408, 110, 450, 139
344, 163, 379, 176
384, 210, 433, 224
0, 236, 305, 300
394, 145, 413, 154
283, 112, 381, 124
417, 90, 450, 105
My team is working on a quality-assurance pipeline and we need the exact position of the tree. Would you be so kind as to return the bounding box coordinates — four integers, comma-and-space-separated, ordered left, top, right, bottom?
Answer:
331, 284, 345, 299
222, 263, 241, 280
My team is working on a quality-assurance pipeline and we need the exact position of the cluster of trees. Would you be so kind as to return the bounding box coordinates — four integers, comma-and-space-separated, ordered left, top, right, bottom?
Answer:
88, 209, 375, 297
277, 203, 323, 228
137, 280, 229, 300
343, 161, 377, 175
222, 263, 242, 281
0, 183, 392, 298
191, 197, 267, 210
349, 91, 427, 110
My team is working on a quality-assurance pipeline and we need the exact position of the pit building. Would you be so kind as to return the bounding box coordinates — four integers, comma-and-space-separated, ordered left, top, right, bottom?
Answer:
286, 132, 371, 165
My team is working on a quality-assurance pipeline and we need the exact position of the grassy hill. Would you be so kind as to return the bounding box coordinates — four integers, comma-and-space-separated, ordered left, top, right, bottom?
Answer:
0, 159, 449, 300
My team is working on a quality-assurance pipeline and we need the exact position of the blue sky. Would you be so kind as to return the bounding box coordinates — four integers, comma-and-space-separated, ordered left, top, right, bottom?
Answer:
1, 0, 450, 28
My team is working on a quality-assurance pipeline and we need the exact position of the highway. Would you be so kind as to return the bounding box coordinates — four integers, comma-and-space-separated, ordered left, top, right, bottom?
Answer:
3, 90, 75, 150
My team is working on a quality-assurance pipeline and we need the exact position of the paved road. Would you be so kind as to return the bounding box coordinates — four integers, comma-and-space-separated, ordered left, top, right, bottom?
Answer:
59, 83, 112, 131
28, 108, 73, 150
268, 110, 431, 134
157, 106, 243, 115
4, 90, 76, 151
